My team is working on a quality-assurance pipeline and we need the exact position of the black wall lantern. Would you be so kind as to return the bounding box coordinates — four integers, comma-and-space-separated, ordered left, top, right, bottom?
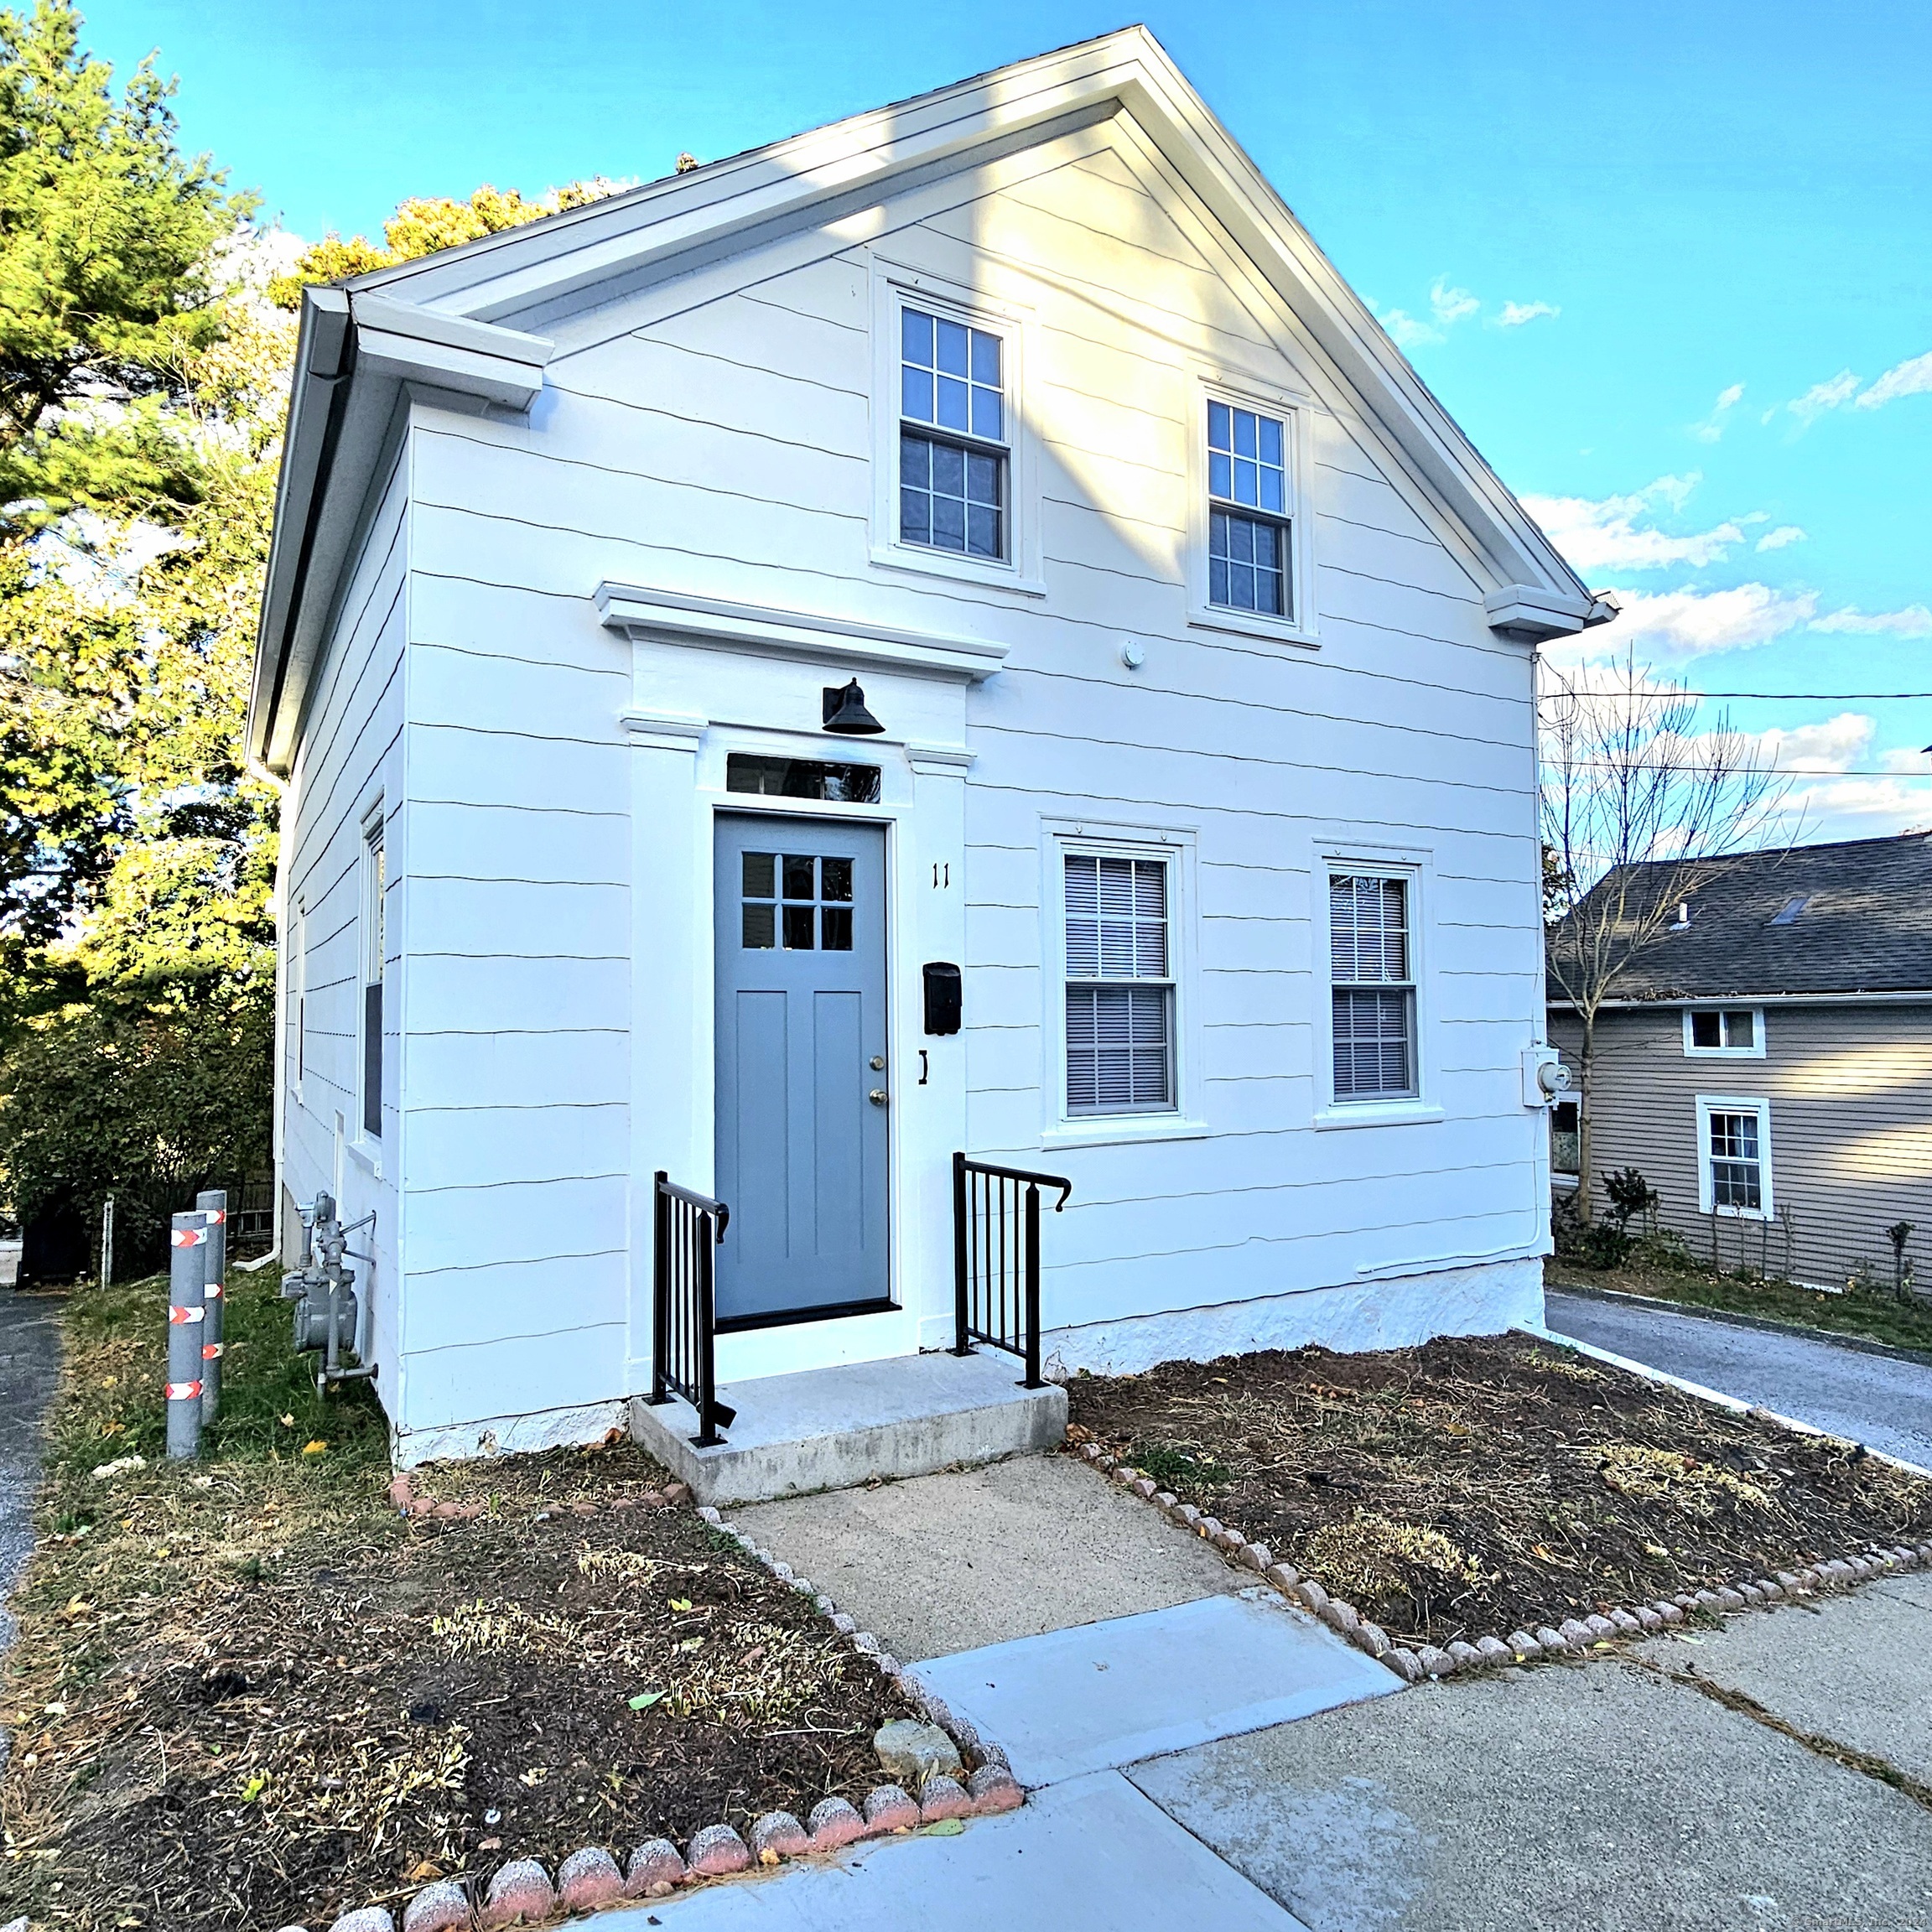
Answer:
822, 678, 885, 735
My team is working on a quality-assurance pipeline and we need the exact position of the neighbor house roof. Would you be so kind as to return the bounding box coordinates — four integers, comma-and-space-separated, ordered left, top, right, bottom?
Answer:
1550, 832, 1932, 1002
247, 26, 1612, 775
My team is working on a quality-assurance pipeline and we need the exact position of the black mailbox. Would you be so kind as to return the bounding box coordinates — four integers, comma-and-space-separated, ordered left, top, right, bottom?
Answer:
922, 961, 962, 1036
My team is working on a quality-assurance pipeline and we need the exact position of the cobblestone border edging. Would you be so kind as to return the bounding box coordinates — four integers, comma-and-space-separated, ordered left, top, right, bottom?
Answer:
1067, 1430, 1932, 1687
276, 1488, 1021, 1932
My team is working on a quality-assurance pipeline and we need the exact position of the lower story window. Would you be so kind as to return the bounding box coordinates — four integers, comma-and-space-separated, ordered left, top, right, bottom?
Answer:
1699, 1098, 1771, 1216
1550, 1098, 1580, 1176
1064, 851, 1175, 1114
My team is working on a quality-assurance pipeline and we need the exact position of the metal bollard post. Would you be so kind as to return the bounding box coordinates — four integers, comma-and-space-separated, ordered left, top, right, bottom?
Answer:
166, 1213, 208, 1459
195, 1189, 228, 1423
99, 1195, 115, 1291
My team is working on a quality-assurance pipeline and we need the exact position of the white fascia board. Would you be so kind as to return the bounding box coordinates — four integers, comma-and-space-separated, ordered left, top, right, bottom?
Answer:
596, 583, 1010, 683
248, 292, 555, 771
330, 28, 1597, 619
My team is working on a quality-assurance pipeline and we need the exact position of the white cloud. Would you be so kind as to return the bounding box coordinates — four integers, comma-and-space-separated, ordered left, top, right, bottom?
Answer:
1777, 369, 1861, 425
1595, 582, 1820, 660
1811, 604, 1932, 636
1429, 277, 1480, 328
1754, 524, 1806, 552
1374, 304, 1439, 350
1856, 350, 1932, 410
1493, 299, 1560, 329
1521, 474, 1745, 574
1690, 382, 1745, 443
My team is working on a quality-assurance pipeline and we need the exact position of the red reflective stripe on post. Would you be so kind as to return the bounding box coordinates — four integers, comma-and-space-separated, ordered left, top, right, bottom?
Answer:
205, 1208, 226, 1225
169, 1305, 205, 1324
170, 1227, 206, 1248
164, 1380, 203, 1400
202, 1342, 223, 1359
203, 1281, 223, 1299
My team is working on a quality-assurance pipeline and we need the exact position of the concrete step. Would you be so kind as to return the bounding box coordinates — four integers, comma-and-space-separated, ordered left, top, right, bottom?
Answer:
628, 1348, 1065, 1505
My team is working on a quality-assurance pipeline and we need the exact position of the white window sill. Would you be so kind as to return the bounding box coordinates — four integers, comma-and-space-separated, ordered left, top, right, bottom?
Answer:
1313, 1101, 1445, 1132
1550, 1171, 1581, 1192
345, 1135, 384, 1182
869, 538, 1045, 600
1684, 1049, 1767, 1061
1706, 1205, 1773, 1222
1187, 608, 1319, 651
1042, 1114, 1210, 1150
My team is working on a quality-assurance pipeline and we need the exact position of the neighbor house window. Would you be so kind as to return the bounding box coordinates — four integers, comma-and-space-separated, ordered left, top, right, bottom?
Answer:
1208, 399, 1291, 619
1697, 1096, 1772, 1218
361, 819, 386, 1139
1065, 854, 1173, 1114
1684, 1007, 1763, 1057
900, 305, 1005, 559
1550, 1098, 1580, 1176
1329, 874, 1415, 1101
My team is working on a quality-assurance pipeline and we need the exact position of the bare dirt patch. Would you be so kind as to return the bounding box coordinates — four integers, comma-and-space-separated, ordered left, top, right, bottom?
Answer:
1066, 1332, 1932, 1649
0, 1275, 911, 1931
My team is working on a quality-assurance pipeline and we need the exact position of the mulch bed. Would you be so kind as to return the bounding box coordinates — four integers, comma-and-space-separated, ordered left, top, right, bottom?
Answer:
1066, 1332, 1932, 1650
0, 1278, 914, 1932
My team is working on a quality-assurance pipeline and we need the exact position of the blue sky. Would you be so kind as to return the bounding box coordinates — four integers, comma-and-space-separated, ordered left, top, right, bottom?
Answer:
87, 0, 1932, 839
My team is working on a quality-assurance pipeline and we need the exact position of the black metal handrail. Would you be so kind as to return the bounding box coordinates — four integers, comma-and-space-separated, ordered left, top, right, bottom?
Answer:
952, 1152, 1072, 1389
648, 1171, 736, 1446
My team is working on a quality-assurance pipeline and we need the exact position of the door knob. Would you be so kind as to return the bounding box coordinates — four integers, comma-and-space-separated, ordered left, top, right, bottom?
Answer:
869, 1088, 889, 1106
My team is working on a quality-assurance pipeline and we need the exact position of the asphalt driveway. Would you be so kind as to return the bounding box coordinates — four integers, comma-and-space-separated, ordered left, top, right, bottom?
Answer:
1545, 1289, 1932, 1468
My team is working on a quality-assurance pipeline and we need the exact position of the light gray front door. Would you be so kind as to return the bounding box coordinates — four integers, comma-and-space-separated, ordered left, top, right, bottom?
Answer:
714, 813, 890, 1325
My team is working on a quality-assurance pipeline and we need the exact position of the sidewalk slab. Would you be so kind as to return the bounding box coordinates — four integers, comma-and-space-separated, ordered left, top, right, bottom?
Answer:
1638, 1573, 1932, 1786
592, 1768, 1311, 1932
1127, 1661, 1932, 1932
908, 1587, 1400, 1788
736, 1452, 1240, 1662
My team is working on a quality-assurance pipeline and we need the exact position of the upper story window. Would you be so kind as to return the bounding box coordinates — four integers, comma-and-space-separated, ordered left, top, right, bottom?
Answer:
1065, 853, 1174, 1114
1329, 873, 1415, 1101
1684, 1007, 1763, 1057
1208, 399, 1291, 620
900, 306, 1006, 560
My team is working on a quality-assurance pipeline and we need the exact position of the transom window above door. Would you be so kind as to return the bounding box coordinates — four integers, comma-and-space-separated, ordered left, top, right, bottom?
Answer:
900, 305, 1006, 560
741, 851, 854, 952
1208, 399, 1291, 619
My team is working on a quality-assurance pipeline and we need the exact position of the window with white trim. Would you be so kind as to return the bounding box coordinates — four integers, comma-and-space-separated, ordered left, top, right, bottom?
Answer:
361, 818, 386, 1140
1064, 854, 1174, 1114
1208, 398, 1291, 620
1329, 873, 1416, 1101
899, 305, 1006, 560
1684, 1006, 1763, 1057
1698, 1096, 1772, 1217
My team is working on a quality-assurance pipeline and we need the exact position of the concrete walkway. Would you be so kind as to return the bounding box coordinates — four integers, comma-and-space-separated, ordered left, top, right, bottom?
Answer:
1545, 1288, 1932, 1467
735, 1451, 1243, 1660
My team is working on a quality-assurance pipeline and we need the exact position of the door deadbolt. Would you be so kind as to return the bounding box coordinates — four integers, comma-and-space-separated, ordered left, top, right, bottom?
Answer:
869, 1088, 889, 1106
870, 1056, 886, 1071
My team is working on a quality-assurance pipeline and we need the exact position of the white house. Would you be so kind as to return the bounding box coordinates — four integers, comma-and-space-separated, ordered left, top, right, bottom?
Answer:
251, 29, 1605, 1472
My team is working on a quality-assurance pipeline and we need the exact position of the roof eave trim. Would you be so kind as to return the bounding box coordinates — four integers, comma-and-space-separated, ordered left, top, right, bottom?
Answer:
247, 292, 555, 773
1549, 989, 1932, 1010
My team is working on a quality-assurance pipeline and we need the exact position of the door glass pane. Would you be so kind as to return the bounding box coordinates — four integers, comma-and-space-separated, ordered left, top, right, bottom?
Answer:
742, 903, 776, 949
782, 904, 816, 949
782, 855, 815, 900
821, 857, 853, 901
743, 852, 775, 898
821, 906, 853, 950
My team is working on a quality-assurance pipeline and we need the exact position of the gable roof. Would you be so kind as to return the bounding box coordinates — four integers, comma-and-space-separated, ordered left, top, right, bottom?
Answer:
248, 26, 1611, 773
1552, 832, 1932, 1002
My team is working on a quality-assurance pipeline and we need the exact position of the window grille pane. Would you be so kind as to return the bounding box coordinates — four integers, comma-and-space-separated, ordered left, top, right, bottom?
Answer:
1330, 875, 1409, 984
1207, 402, 1290, 617
901, 306, 1008, 558
1208, 507, 1285, 617
1066, 854, 1166, 981
1708, 1111, 1763, 1210
1332, 988, 1414, 1098
1067, 984, 1172, 1112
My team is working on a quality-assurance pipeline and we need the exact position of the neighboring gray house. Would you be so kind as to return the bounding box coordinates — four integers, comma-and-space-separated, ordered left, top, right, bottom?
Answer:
1549, 832, 1932, 1290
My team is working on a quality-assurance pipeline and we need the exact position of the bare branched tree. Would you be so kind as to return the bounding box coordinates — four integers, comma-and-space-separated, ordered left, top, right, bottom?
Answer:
1542, 653, 1792, 1220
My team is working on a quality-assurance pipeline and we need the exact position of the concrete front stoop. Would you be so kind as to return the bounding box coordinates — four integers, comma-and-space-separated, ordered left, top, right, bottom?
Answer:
627, 1348, 1065, 1506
